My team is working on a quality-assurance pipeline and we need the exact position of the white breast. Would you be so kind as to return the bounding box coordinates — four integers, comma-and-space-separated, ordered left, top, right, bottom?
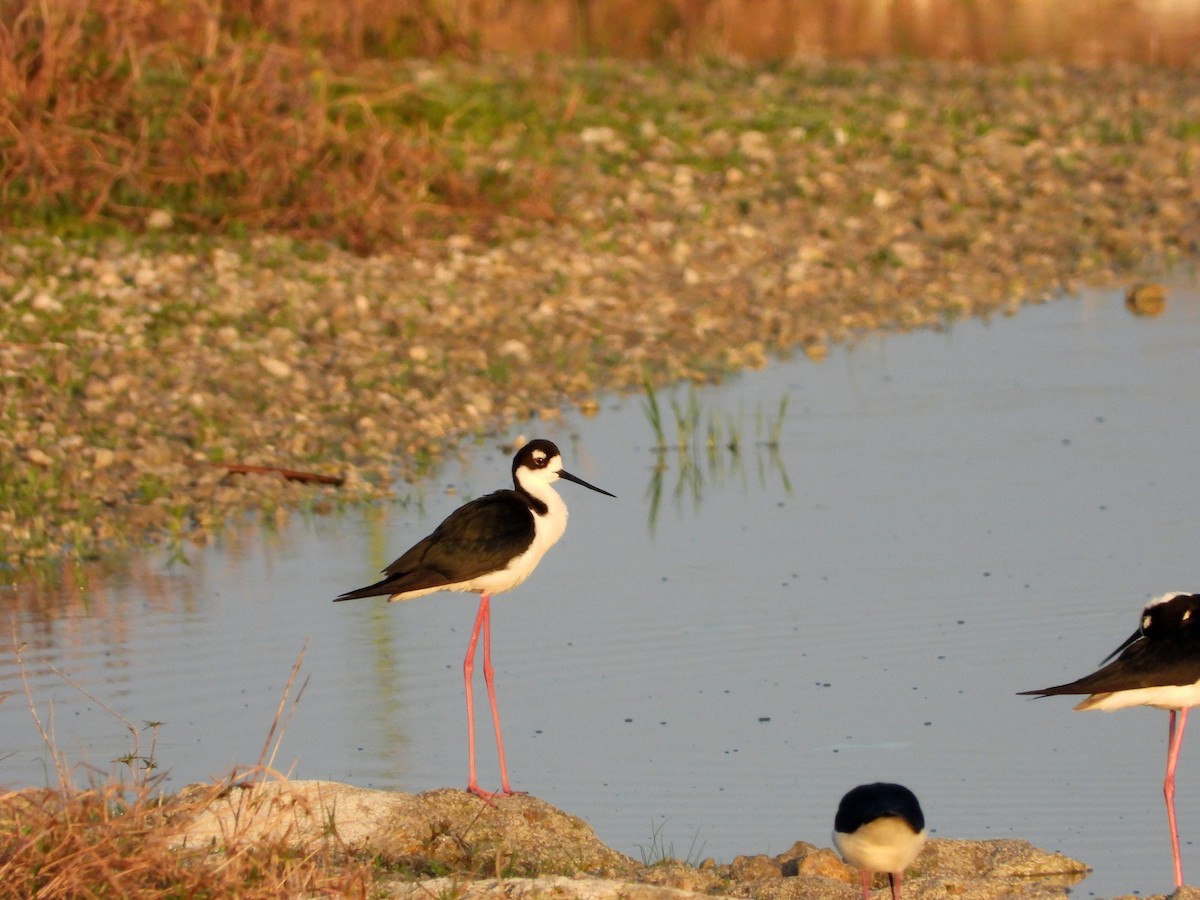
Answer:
455, 487, 570, 598
1077, 682, 1200, 712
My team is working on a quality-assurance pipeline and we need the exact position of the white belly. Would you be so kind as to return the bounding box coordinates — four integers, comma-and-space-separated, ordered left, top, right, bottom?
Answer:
834, 818, 928, 873
1078, 682, 1200, 712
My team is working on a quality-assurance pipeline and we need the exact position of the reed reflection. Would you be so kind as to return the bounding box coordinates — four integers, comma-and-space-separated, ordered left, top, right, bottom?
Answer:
642, 384, 791, 531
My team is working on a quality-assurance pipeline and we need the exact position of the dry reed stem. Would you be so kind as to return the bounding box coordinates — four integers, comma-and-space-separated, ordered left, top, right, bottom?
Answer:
0, 641, 369, 897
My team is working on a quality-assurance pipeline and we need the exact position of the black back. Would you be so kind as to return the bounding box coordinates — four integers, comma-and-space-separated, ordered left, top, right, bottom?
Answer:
333, 489, 537, 601
1019, 593, 1200, 697
835, 782, 925, 835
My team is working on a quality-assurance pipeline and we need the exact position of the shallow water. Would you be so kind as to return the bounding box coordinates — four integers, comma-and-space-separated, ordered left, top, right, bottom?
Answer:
3, 276, 1200, 897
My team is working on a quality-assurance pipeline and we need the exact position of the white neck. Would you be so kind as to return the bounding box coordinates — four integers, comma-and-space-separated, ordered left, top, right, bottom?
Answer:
525, 480, 569, 548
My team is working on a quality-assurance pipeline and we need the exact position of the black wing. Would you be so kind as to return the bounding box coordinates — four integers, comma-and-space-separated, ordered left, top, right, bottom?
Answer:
835, 783, 924, 834
1020, 625, 1200, 697
334, 490, 535, 601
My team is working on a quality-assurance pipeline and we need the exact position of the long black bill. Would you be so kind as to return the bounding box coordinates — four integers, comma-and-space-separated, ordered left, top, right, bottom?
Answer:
559, 469, 616, 498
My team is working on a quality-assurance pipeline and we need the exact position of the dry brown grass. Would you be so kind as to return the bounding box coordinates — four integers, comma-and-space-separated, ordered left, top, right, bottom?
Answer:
0, 777, 373, 899
1, 0, 1194, 251
0, 643, 371, 898
0, 0, 488, 250
467, 0, 1200, 65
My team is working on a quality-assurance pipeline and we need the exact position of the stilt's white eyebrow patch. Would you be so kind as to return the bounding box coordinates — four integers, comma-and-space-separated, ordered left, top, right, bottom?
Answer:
1144, 614, 1153, 630
532, 450, 547, 463
1184, 610, 1193, 623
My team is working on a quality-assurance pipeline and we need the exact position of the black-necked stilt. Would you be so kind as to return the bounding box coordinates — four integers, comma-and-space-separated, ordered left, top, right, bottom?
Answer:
1020, 591, 1200, 889
334, 438, 614, 799
833, 782, 928, 900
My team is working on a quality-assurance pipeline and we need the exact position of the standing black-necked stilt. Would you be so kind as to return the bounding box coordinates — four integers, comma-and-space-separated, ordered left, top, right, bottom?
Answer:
334, 438, 614, 799
833, 782, 928, 900
1020, 591, 1200, 889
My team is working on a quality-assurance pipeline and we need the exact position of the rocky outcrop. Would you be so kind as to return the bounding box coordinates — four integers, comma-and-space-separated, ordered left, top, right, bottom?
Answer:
168, 780, 1094, 898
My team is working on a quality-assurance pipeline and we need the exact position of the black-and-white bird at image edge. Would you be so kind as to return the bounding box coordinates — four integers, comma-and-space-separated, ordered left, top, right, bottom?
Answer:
833, 782, 928, 900
334, 439, 614, 799
1020, 591, 1200, 890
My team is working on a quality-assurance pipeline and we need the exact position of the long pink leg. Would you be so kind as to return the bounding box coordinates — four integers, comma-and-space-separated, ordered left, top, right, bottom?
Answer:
890, 871, 903, 900
463, 594, 490, 798
1165, 707, 1188, 889
859, 869, 872, 900
480, 593, 522, 796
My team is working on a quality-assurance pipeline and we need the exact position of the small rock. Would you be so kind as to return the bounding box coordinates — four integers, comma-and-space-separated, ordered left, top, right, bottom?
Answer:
31, 292, 63, 313
499, 339, 530, 361
260, 357, 292, 379
145, 209, 174, 230
1125, 282, 1167, 316
873, 188, 899, 210
730, 853, 783, 881
795, 847, 852, 883
804, 343, 829, 362
737, 130, 774, 163
580, 126, 618, 146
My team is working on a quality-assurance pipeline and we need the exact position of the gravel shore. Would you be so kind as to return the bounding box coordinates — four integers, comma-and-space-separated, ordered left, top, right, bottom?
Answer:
2, 58, 1197, 571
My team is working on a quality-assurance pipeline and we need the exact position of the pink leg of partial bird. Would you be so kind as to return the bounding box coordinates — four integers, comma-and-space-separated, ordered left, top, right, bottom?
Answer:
480, 594, 523, 796
859, 869, 872, 900
463, 594, 489, 799
1165, 707, 1188, 889
890, 871, 903, 900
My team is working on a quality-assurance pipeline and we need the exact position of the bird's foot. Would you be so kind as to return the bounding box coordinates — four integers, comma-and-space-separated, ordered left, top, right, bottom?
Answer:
466, 783, 497, 804
466, 784, 526, 804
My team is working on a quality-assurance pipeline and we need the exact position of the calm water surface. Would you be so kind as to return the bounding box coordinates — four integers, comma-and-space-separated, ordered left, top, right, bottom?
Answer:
3, 277, 1200, 897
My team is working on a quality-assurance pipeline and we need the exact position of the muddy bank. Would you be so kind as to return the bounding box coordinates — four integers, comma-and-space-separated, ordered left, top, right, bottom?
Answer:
172, 780, 1096, 899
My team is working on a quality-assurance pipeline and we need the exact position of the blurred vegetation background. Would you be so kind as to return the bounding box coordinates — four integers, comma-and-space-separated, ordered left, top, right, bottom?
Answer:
1, 0, 1195, 249
453, 0, 1200, 63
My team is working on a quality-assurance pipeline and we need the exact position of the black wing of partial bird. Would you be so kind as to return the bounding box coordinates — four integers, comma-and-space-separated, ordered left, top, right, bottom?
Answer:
333, 490, 535, 601
835, 783, 924, 834
1019, 626, 1200, 697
